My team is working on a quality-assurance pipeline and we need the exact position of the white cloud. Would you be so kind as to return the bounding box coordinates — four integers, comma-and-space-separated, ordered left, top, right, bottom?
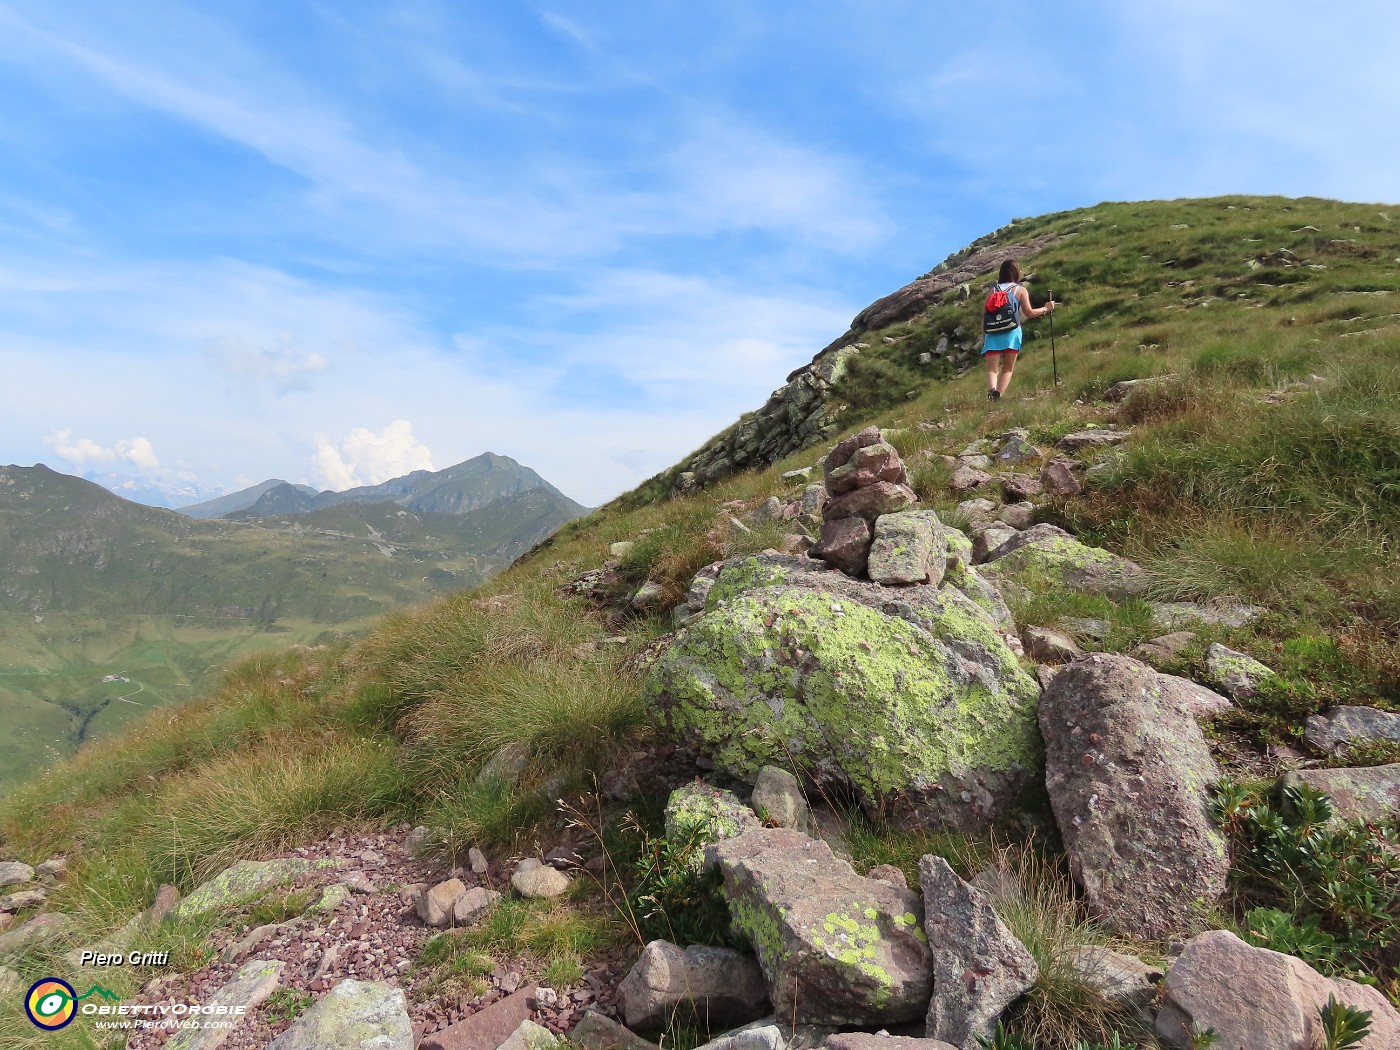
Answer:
44, 428, 161, 471
313, 420, 434, 490
204, 333, 331, 393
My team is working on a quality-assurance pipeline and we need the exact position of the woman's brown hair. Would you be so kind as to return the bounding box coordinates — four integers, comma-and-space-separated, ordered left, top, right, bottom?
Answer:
998, 259, 1021, 283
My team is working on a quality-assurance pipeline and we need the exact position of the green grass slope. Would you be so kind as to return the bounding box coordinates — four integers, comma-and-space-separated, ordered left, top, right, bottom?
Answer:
3, 195, 1398, 1047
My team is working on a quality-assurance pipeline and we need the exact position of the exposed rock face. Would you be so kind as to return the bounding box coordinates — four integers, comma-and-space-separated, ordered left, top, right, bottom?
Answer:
1304, 705, 1400, 755
982, 523, 1149, 599
714, 828, 931, 1025
1156, 930, 1400, 1050
919, 856, 1037, 1050
1040, 654, 1228, 938
647, 554, 1041, 831
868, 510, 946, 586
266, 979, 413, 1050
1204, 643, 1274, 699
174, 858, 342, 920
616, 939, 770, 1031
1283, 765, 1400, 824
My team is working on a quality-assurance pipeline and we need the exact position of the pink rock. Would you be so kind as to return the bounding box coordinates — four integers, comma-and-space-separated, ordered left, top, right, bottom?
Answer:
421, 986, 539, 1050
823, 426, 883, 476
812, 517, 873, 576
823, 482, 917, 523
1040, 458, 1083, 497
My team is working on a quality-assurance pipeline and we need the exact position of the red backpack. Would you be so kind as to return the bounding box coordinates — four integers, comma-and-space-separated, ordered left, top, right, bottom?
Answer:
983, 283, 1021, 334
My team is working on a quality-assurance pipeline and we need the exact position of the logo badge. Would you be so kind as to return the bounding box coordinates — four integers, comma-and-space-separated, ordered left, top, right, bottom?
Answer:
26, 978, 78, 1030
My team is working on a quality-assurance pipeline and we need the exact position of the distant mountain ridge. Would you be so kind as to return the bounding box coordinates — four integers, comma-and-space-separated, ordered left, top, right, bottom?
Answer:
180, 479, 319, 518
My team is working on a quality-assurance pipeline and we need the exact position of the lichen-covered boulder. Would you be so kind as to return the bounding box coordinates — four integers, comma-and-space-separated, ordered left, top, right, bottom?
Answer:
648, 555, 1041, 831
714, 828, 931, 1025
982, 524, 1149, 599
1304, 705, 1400, 756
266, 979, 413, 1050
1040, 654, 1228, 938
174, 857, 342, 920
868, 510, 946, 586
1157, 930, 1400, 1050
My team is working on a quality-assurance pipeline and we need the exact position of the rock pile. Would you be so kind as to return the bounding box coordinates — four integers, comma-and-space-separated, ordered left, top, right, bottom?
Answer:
809, 427, 918, 577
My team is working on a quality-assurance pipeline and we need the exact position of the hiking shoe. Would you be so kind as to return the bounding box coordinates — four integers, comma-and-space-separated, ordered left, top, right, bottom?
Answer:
987, 389, 1001, 401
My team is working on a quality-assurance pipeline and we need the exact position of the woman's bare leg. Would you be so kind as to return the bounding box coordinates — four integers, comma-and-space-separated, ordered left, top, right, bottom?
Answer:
996, 350, 1019, 395
985, 352, 1002, 393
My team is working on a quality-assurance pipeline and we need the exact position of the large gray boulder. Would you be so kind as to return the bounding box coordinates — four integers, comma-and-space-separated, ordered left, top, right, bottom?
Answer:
1157, 930, 1400, 1049
1283, 765, 1400, 824
647, 554, 1041, 831
617, 939, 770, 1032
982, 524, 1149, 599
265, 979, 413, 1050
714, 828, 931, 1025
919, 856, 1037, 1050
1040, 654, 1228, 938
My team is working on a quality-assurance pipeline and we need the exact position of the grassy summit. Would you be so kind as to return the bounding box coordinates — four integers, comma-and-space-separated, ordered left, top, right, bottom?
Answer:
2, 195, 1398, 1046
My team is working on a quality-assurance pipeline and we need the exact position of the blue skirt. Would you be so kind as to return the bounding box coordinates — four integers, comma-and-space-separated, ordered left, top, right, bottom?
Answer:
981, 326, 1023, 354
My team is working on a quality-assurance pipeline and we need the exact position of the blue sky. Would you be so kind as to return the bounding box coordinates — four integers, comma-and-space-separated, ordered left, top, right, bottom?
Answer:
1, 2, 1396, 506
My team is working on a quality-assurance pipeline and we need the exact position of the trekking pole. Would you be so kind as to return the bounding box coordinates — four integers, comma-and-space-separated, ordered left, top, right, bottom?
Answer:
1049, 289, 1059, 387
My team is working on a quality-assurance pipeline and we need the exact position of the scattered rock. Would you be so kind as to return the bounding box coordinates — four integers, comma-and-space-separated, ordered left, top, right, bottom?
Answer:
920, 856, 1037, 1050
865, 864, 907, 889
1150, 601, 1262, 630
421, 986, 538, 1050
343, 871, 378, 895
956, 455, 991, 469
993, 503, 1033, 531
418, 879, 468, 928
0, 889, 45, 913
632, 582, 667, 612
982, 524, 1149, 599
751, 767, 812, 832
1066, 946, 1162, 1011
571, 1010, 661, 1050
512, 866, 571, 899
1020, 626, 1082, 665
954, 498, 999, 528
1038, 459, 1082, 497
665, 783, 762, 857
827, 1036, 956, 1050
970, 527, 1017, 565
219, 921, 280, 964
617, 939, 770, 1032
1303, 705, 1400, 756
267, 978, 414, 1050
1055, 430, 1130, 452
166, 958, 285, 1050
1130, 631, 1196, 667
0, 911, 73, 958
948, 467, 992, 494
468, 847, 490, 875
994, 436, 1041, 465
402, 826, 431, 855
1204, 643, 1274, 699
454, 887, 502, 924
868, 510, 946, 586
1156, 930, 1399, 1050
715, 827, 930, 1025
811, 517, 874, 576
1000, 475, 1042, 502
479, 741, 532, 786
35, 858, 67, 879
313, 883, 352, 913
0, 862, 34, 890
1040, 655, 1228, 938
1104, 376, 1177, 402
1282, 765, 1400, 824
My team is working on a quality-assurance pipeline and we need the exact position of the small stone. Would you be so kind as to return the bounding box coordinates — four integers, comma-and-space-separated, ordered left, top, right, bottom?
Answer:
35, 858, 67, 880
1204, 643, 1274, 699
994, 503, 1033, 530
868, 510, 945, 586
1130, 631, 1196, 667
617, 940, 770, 1031
0, 863, 35, 890
970, 527, 1017, 564
865, 864, 907, 889
512, 866, 571, 899
811, 516, 873, 576
1056, 430, 1130, 452
469, 847, 489, 874
1020, 626, 1082, 665
402, 826, 431, 855
1039, 459, 1082, 497
994, 436, 1041, 464
1000, 474, 1042, 502
609, 541, 636, 559
313, 884, 352, 913
499, 1020, 561, 1050
631, 582, 666, 612
570, 1010, 660, 1050
781, 467, 814, 485
948, 466, 992, 494
0, 889, 46, 913
417, 879, 467, 928
1067, 946, 1162, 1011
750, 767, 811, 832
454, 887, 502, 924
421, 986, 538, 1050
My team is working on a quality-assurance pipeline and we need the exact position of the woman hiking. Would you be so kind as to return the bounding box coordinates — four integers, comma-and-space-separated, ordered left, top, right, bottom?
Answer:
982, 259, 1055, 401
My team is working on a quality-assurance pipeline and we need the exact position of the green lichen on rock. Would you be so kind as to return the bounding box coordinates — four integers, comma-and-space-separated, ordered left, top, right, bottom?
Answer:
647, 584, 1041, 830
663, 782, 761, 852
173, 857, 343, 921
984, 530, 1149, 599
705, 556, 791, 610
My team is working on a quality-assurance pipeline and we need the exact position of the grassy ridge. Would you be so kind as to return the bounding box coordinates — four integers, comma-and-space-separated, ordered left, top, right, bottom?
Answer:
3, 195, 1399, 1045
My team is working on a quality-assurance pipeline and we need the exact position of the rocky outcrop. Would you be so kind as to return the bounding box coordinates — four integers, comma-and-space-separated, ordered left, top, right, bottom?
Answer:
1156, 930, 1400, 1050
714, 828, 931, 1025
919, 856, 1037, 1050
616, 939, 770, 1031
1040, 654, 1229, 938
647, 554, 1041, 831
266, 979, 413, 1050
1304, 705, 1400, 755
